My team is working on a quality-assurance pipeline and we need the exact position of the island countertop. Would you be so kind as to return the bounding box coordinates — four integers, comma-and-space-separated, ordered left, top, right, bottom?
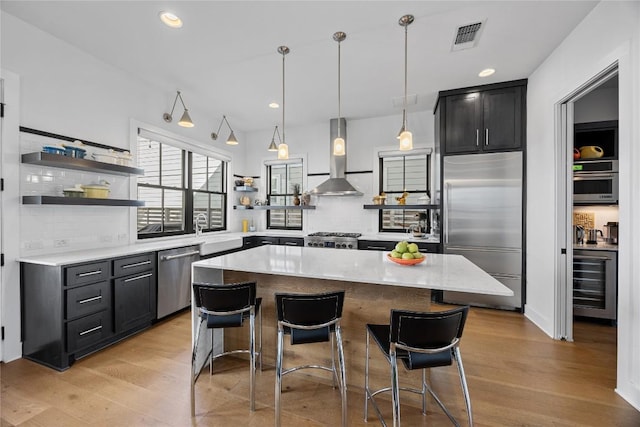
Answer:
192, 245, 513, 296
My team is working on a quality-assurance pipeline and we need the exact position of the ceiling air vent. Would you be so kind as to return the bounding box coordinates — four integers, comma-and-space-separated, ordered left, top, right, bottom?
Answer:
452, 21, 484, 51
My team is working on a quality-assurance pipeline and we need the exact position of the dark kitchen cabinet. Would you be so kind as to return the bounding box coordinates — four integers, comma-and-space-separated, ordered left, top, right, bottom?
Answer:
244, 235, 304, 248
358, 240, 441, 254
21, 252, 156, 371
438, 80, 526, 155
112, 253, 156, 334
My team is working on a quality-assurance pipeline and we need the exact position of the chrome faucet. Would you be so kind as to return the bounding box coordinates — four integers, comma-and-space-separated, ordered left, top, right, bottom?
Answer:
195, 213, 207, 236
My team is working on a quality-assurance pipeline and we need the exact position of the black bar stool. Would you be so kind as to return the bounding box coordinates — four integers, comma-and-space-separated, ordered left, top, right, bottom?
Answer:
364, 306, 471, 427
274, 290, 347, 427
191, 281, 262, 417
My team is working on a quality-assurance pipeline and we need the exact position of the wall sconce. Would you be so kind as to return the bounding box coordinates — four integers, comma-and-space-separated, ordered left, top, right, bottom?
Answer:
211, 115, 238, 145
397, 14, 414, 151
268, 125, 281, 151
163, 90, 194, 128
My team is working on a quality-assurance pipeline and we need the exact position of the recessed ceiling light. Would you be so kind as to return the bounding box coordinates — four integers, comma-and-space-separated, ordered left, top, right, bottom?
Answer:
269, 102, 280, 109
159, 11, 183, 28
478, 68, 495, 77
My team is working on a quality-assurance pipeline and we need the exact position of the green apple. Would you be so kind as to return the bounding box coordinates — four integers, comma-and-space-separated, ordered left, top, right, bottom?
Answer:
413, 252, 424, 259
401, 252, 414, 260
407, 243, 419, 253
390, 250, 402, 259
395, 241, 408, 253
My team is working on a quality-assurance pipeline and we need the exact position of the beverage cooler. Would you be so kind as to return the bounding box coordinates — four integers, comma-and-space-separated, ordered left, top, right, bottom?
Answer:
573, 249, 617, 321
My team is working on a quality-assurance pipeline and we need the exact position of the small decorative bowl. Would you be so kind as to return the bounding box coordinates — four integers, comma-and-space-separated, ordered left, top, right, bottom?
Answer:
387, 253, 426, 266
43, 146, 66, 156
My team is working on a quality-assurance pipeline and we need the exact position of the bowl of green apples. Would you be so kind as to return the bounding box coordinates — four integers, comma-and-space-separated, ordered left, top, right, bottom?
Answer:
387, 241, 425, 266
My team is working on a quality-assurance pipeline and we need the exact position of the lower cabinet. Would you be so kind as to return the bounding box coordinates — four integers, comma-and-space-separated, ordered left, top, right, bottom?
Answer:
358, 239, 441, 253
21, 251, 156, 371
244, 235, 304, 247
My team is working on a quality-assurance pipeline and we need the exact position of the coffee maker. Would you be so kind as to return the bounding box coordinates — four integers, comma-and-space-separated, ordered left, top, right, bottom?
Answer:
604, 222, 619, 244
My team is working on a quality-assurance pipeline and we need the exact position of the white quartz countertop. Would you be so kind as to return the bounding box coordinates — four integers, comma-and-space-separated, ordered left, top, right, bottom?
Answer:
573, 242, 618, 251
193, 245, 512, 296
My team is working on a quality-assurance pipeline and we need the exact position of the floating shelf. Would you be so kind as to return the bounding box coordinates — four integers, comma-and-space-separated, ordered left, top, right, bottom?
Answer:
22, 152, 144, 176
234, 205, 316, 210
23, 196, 145, 207
363, 204, 440, 210
234, 186, 258, 192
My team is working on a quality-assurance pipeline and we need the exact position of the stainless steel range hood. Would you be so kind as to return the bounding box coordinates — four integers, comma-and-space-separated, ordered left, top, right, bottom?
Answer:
310, 118, 363, 196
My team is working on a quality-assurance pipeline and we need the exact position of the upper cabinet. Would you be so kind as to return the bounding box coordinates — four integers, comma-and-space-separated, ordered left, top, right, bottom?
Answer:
437, 80, 527, 155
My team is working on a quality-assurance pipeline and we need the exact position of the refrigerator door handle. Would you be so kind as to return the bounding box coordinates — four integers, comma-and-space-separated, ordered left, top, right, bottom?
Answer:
476, 129, 479, 147
485, 128, 489, 146
444, 183, 451, 244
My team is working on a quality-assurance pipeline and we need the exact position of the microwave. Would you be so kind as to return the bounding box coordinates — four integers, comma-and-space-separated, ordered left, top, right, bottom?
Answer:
573, 160, 618, 204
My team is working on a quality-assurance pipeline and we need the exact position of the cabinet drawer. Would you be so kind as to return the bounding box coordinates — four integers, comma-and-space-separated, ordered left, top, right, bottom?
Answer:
358, 240, 396, 251
416, 242, 441, 253
65, 261, 110, 287
66, 281, 111, 320
66, 310, 112, 352
113, 253, 154, 278
279, 237, 303, 247
257, 236, 279, 245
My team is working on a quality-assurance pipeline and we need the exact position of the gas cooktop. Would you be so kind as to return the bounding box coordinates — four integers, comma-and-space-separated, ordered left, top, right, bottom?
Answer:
304, 232, 362, 249
306, 232, 362, 238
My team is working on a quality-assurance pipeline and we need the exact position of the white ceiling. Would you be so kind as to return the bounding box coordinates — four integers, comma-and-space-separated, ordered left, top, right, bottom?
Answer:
1, 1, 598, 133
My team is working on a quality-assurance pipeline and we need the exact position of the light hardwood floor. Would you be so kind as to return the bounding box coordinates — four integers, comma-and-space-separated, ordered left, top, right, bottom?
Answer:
2, 306, 639, 426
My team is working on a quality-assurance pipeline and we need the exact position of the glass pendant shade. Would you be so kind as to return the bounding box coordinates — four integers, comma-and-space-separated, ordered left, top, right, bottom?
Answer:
178, 109, 194, 127
226, 131, 238, 145
277, 143, 289, 160
333, 137, 345, 156
399, 130, 413, 151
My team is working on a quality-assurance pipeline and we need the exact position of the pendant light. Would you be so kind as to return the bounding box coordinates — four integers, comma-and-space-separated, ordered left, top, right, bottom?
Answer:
398, 14, 414, 151
333, 32, 346, 156
267, 125, 281, 151
277, 46, 290, 160
163, 90, 194, 128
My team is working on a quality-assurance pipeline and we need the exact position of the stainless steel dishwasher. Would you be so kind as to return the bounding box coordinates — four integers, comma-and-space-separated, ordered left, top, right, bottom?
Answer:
157, 245, 200, 319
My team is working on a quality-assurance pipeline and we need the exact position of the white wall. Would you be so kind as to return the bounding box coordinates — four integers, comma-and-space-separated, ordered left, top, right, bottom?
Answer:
526, 1, 640, 409
242, 110, 435, 234
0, 12, 245, 361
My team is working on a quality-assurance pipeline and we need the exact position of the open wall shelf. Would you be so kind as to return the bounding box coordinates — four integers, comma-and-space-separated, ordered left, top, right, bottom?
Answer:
23, 196, 145, 207
22, 152, 144, 176
234, 205, 316, 210
363, 204, 440, 210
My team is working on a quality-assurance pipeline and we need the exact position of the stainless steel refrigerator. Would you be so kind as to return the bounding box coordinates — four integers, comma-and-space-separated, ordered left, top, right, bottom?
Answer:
442, 152, 523, 310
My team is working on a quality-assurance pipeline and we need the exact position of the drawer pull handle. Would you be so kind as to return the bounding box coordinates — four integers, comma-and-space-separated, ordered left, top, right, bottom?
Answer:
260, 241, 274, 245
283, 241, 298, 246
78, 295, 102, 304
124, 273, 153, 283
78, 270, 102, 278
79, 325, 102, 336
368, 246, 386, 250
121, 260, 151, 269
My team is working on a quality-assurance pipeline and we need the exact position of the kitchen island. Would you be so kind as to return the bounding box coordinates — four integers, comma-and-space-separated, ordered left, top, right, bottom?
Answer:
191, 245, 512, 390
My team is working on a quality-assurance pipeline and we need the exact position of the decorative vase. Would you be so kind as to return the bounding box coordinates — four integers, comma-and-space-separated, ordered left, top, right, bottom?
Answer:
293, 195, 300, 206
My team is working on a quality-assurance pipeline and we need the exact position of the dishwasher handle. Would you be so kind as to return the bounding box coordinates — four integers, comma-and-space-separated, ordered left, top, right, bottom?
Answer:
160, 250, 200, 262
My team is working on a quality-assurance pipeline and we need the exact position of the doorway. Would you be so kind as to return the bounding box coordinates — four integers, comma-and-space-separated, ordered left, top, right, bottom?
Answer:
556, 64, 619, 342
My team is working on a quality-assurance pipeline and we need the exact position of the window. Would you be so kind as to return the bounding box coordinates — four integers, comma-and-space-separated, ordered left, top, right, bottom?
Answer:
266, 161, 303, 230
137, 129, 227, 238
378, 150, 431, 232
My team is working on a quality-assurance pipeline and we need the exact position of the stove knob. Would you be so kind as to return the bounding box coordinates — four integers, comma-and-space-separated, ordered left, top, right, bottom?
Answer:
347, 243, 353, 249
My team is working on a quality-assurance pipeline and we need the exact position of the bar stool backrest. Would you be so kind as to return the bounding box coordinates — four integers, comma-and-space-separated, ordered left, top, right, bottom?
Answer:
390, 306, 469, 369
193, 282, 257, 328
275, 291, 345, 345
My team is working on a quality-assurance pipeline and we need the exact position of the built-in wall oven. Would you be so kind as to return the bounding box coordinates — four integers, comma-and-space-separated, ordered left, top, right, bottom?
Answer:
573, 160, 618, 204
573, 249, 617, 321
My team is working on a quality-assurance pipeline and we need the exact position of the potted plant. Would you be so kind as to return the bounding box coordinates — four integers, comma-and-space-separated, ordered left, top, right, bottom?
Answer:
291, 183, 301, 206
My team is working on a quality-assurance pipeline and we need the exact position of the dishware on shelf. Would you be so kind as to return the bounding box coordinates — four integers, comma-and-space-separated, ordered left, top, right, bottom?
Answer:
62, 184, 85, 198
387, 253, 426, 266
115, 151, 132, 166
62, 145, 87, 158
235, 179, 246, 187
82, 180, 110, 198
243, 177, 254, 186
42, 146, 66, 155
91, 152, 118, 164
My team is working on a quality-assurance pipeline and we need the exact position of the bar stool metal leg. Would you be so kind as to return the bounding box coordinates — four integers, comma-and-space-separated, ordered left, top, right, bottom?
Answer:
364, 329, 370, 421
336, 325, 347, 427
454, 347, 473, 427
390, 344, 401, 427
249, 307, 256, 411
331, 333, 338, 388
422, 369, 427, 415
275, 326, 284, 427
191, 316, 205, 417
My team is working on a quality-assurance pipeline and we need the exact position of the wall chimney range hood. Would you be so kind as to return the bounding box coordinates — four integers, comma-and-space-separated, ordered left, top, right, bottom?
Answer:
311, 118, 363, 196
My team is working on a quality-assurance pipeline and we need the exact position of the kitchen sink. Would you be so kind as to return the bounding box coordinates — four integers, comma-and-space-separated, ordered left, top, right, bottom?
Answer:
199, 236, 243, 256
